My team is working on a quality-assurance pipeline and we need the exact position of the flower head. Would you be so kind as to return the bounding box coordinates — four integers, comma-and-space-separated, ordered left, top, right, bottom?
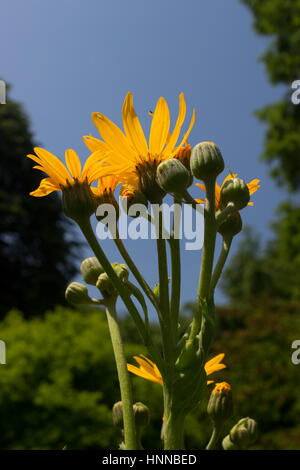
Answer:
27, 147, 104, 197
127, 353, 226, 386
83, 92, 195, 202
195, 173, 260, 209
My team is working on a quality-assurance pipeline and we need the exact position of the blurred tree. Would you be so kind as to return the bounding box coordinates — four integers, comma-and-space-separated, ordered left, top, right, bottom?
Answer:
0, 84, 79, 318
1, 306, 299, 450
241, 0, 300, 191
0, 307, 163, 450
222, 202, 300, 304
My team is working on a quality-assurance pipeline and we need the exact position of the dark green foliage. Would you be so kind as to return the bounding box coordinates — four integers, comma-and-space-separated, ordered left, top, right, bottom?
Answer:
0, 307, 163, 450
1, 305, 299, 450
222, 203, 300, 303
241, 0, 300, 190
0, 85, 80, 318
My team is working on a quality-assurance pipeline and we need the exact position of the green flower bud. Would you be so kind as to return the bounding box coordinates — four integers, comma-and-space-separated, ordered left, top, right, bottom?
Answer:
217, 211, 242, 238
111, 262, 129, 282
229, 417, 258, 449
220, 177, 250, 211
207, 382, 233, 425
133, 402, 150, 430
96, 263, 129, 298
96, 273, 116, 298
65, 282, 93, 305
120, 185, 148, 216
62, 180, 97, 222
156, 159, 191, 195
190, 141, 224, 182
112, 401, 124, 429
222, 434, 239, 450
80, 257, 104, 285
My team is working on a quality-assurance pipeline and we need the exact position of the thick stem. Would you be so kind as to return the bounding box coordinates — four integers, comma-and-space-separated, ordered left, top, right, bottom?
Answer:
190, 179, 217, 341
169, 198, 181, 343
206, 425, 223, 450
105, 299, 137, 450
155, 208, 173, 364
162, 386, 186, 450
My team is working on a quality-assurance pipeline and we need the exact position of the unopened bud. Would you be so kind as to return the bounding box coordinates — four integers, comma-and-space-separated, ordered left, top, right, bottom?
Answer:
133, 402, 150, 430
220, 177, 250, 210
229, 417, 258, 449
80, 257, 104, 285
190, 142, 224, 182
65, 282, 93, 305
96, 273, 116, 298
96, 263, 129, 298
217, 211, 242, 238
111, 263, 129, 282
207, 382, 233, 425
112, 401, 124, 429
156, 159, 191, 195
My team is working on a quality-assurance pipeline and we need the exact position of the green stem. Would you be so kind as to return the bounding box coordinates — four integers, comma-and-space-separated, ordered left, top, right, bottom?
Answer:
162, 386, 185, 450
113, 227, 160, 311
210, 236, 233, 296
155, 208, 173, 363
105, 299, 137, 450
169, 197, 181, 343
77, 216, 162, 369
206, 425, 223, 450
190, 178, 217, 341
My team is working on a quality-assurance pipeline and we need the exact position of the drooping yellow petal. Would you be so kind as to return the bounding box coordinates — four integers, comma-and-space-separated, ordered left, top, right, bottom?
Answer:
127, 364, 163, 385
149, 97, 170, 155
30, 177, 59, 197
205, 353, 225, 375
122, 92, 149, 156
65, 149, 82, 179
161, 93, 186, 157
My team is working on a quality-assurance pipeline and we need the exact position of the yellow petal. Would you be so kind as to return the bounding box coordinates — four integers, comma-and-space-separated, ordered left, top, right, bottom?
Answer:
149, 97, 170, 155
205, 353, 225, 366
33, 147, 70, 185
92, 112, 136, 162
29, 178, 59, 197
163, 93, 186, 156
65, 149, 82, 179
171, 108, 196, 155
127, 364, 162, 385
206, 363, 227, 375
122, 92, 149, 156
83, 135, 107, 153
82, 149, 109, 180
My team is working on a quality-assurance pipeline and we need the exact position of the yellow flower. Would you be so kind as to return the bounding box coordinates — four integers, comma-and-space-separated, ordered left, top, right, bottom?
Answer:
91, 175, 119, 198
127, 353, 226, 386
27, 147, 105, 197
83, 92, 196, 194
195, 173, 260, 209
213, 381, 231, 393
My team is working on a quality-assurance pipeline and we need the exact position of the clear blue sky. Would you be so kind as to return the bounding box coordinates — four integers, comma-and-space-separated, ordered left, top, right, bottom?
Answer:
2, 0, 287, 313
